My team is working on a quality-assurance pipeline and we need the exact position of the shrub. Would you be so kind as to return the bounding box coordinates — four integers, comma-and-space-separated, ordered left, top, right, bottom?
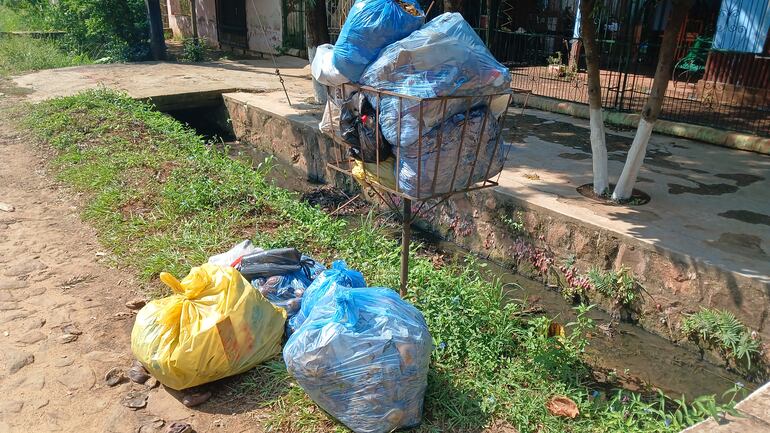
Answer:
682, 308, 762, 372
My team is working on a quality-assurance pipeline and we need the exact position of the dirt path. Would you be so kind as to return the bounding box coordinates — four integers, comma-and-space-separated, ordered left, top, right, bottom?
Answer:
0, 98, 251, 432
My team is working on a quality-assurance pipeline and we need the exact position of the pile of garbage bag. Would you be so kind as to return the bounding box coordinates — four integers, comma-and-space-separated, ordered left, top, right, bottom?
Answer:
284, 286, 432, 433
131, 263, 286, 390
313, 11, 511, 197
131, 241, 433, 432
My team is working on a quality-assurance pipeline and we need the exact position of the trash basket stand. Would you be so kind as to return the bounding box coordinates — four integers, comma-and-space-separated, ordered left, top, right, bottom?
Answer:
325, 84, 531, 297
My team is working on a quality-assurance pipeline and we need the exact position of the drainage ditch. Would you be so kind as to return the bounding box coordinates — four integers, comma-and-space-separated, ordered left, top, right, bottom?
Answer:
159, 99, 757, 403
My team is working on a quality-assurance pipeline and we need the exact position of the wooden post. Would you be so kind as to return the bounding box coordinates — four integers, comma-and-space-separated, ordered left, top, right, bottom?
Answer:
400, 198, 411, 297
145, 0, 167, 60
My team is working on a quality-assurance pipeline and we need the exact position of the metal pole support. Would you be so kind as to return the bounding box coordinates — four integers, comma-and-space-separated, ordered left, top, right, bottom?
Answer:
399, 198, 411, 297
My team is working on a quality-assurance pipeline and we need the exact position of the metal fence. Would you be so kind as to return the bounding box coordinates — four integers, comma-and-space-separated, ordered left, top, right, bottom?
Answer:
321, 0, 770, 137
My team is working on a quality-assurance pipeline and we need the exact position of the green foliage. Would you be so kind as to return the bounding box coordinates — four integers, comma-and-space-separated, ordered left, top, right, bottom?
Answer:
682, 308, 762, 371
500, 210, 525, 234
588, 265, 638, 308
0, 35, 90, 76
179, 38, 207, 62
22, 89, 741, 433
2, 0, 150, 61
0, 4, 48, 31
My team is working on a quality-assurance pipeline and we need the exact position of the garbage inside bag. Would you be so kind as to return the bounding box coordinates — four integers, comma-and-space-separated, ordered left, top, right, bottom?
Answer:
131, 264, 286, 390
253, 256, 326, 319
360, 12, 511, 148
352, 157, 398, 191
340, 92, 392, 163
311, 44, 349, 86
397, 107, 505, 198
284, 287, 432, 433
333, 0, 425, 82
208, 240, 260, 267
239, 248, 303, 280
287, 260, 366, 333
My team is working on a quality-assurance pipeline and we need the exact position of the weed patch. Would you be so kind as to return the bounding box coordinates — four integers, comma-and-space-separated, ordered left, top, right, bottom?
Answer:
23, 89, 744, 433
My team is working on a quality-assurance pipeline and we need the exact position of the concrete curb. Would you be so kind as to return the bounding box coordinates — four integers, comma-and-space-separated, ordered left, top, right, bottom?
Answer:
512, 94, 770, 155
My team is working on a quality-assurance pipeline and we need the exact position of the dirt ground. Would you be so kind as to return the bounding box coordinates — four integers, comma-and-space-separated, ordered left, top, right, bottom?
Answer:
0, 95, 257, 432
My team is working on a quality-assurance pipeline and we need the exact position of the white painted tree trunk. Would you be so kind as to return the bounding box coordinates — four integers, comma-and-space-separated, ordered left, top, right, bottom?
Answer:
612, 118, 654, 200
589, 107, 609, 194
307, 46, 327, 105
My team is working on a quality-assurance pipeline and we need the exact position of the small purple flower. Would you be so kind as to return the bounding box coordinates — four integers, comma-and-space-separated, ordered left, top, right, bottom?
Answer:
736, 381, 745, 388
438, 341, 447, 350
451, 296, 460, 305
590, 390, 600, 399
664, 417, 672, 427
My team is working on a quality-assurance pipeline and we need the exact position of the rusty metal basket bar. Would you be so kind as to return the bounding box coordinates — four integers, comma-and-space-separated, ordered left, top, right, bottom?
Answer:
324, 83, 531, 295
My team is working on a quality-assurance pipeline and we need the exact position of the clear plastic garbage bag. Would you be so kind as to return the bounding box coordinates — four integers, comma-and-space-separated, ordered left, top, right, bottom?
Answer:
359, 12, 511, 148
396, 107, 505, 198
332, 0, 425, 82
287, 260, 365, 334
311, 44, 349, 87
131, 264, 286, 390
284, 287, 432, 433
254, 256, 326, 320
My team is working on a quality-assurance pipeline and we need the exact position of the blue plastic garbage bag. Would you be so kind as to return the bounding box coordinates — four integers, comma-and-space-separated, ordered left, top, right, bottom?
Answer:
287, 260, 365, 334
284, 287, 432, 433
360, 12, 511, 148
332, 0, 425, 82
397, 107, 505, 198
253, 256, 326, 320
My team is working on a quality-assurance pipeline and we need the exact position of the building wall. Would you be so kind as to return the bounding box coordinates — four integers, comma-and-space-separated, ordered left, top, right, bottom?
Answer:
245, 0, 283, 54
196, 0, 219, 45
167, 0, 193, 38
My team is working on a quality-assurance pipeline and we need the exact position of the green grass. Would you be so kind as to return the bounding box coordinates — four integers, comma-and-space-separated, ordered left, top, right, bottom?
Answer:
0, 5, 47, 32
0, 35, 90, 76
22, 89, 744, 433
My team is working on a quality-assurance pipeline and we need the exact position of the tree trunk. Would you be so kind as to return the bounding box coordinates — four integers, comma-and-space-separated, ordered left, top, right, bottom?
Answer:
144, 0, 167, 60
190, 0, 199, 41
443, 0, 464, 13
612, 0, 693, 200
579, 0, 608, 194
306, 0, 331, 104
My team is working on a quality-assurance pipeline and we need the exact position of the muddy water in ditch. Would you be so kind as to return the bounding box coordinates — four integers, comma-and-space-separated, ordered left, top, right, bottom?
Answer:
425, 235, 757, 401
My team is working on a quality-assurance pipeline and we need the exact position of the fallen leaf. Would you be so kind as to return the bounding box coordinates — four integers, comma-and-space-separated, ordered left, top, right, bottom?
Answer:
546, 395, 579, 419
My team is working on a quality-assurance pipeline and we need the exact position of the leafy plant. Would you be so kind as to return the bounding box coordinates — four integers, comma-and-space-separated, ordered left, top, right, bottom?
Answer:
180, 37, 207, 62
500, 210, 525, 234
682, 308, 762, 371
588, 265, 638, 309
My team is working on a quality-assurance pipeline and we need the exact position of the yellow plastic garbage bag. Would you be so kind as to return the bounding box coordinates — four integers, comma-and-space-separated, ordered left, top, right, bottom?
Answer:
131, 263, 287, 390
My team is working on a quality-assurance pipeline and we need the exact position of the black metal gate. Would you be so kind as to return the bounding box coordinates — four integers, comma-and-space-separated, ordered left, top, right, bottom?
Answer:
216, 0, 248, 48
283, 0, 306, 51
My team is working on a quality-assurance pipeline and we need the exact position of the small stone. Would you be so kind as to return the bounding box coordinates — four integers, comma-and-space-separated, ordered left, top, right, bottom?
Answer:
58, 333, 78, 344
16, 330, 46, 345
166, 422, 193, 433
114, 311, 133, 320
0, 302, 21, 311
7, 353, 33, 374
144, 377, 160, 389
62, 323, 82, 335
182, 391, 212, 408
57, 365, 95, 391
104, 367, 125, 386
34, 399, 49, 409
23, 375, 45, 391
53, 357, 74, 368
127, 365, 150, 384
125, 298, 147, 310
0, 279, 27, 290
0, 203, 14, 213
4, 261, 38, 277
26, 317, 46, 330
122, 391, 148, 409
137, 418, 165, 433
0, 400, 23, 413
